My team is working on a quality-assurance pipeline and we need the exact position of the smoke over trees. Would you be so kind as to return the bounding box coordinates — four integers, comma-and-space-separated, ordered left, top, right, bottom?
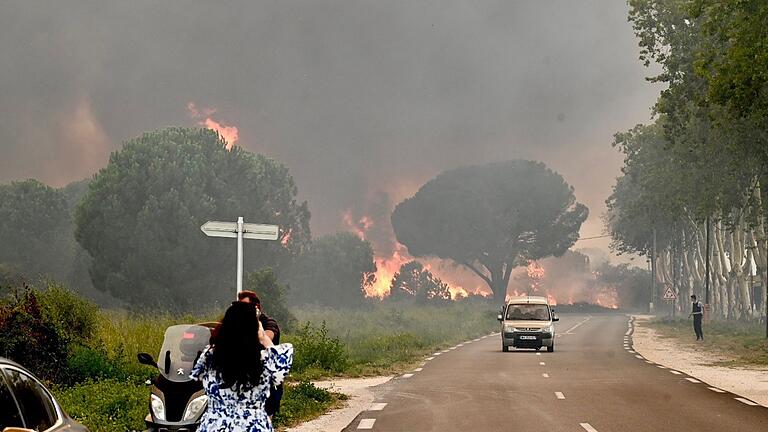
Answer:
392, 160, 588, 300
75, 128, 310, 308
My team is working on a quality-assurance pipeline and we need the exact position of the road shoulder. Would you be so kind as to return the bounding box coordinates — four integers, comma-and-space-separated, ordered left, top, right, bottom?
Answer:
283, 376, 391, 432
632, 315, 768, 407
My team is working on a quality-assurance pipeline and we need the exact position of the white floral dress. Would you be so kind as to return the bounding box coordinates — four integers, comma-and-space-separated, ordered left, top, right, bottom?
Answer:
190, 343, 294, 432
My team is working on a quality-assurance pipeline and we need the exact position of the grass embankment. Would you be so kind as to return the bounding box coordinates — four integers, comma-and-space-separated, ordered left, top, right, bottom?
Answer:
646, 318, 768, 367
56, 301, 496, 431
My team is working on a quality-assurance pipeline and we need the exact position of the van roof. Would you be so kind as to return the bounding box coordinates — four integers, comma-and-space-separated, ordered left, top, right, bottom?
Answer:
506, 295, 550, 305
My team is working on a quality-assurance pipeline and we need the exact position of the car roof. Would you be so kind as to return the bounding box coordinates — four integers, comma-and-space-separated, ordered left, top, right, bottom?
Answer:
506, 296, 550, 305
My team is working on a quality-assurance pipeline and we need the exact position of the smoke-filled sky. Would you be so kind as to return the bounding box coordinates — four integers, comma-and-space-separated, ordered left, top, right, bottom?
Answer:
0, 1, 659, 260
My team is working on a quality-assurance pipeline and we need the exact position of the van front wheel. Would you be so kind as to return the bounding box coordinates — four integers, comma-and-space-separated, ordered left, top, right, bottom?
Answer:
502, 344, 509, 352
547, 344, 554, 352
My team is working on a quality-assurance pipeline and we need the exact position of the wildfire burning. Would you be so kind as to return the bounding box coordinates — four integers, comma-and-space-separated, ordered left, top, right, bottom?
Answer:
187, 102, 239, 149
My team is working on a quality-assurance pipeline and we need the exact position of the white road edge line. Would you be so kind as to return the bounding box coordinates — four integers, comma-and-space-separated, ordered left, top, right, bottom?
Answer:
670, 370, 682, 375
358, 419, 376, 429
426, 357, 434, 361
580, 423, 599, 432
708, 387, 725, 393
735, 397, 759, 406
414, 368, 423, 372
402, 373, 414, 379
634, 355, 643, 359
369, 403, 387, 411
685, 378, 701, 383
555, 392, 565, 399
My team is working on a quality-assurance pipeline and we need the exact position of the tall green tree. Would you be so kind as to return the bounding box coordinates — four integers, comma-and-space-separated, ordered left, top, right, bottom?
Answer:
75, 127, 310, 308
391, 160, 588, 300
244, 268, 295, 330
0, 179, 73, 281
287, 232, 376, 307
388, 261, 451, 304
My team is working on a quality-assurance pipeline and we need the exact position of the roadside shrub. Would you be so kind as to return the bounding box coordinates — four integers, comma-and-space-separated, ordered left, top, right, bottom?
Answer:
55, 379, 147, 432
0, 287, 69, 382
0, 284, 100, 383
288, 322, 349, 375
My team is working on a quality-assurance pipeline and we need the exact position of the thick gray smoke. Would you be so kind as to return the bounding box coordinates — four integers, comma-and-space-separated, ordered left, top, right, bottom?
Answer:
0, 0, 658, 257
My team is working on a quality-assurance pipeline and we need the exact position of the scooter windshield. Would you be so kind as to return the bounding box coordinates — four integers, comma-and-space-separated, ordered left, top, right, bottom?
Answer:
158, 324, 211, 382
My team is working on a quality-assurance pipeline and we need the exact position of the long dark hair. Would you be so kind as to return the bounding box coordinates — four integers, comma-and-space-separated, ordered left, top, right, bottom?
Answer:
211, 301, 265, 390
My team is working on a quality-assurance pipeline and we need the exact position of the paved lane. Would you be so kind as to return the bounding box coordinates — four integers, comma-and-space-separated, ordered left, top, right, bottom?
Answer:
342, 313, 768, 431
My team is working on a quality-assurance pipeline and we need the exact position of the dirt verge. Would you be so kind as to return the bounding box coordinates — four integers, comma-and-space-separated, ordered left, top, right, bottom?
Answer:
632, 315, 768, 407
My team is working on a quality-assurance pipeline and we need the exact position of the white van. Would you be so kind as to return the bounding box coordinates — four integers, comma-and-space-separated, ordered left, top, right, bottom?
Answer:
497, 296, 558, 352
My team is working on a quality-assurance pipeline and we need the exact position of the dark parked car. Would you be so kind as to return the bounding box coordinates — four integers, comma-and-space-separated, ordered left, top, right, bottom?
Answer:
0, 357, 89, 432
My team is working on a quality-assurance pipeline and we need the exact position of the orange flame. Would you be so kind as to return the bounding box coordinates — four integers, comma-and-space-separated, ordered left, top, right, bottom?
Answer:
187, 102, 239, 150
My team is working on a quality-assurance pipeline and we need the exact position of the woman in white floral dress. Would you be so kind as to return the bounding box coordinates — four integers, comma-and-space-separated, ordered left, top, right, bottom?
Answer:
191, 301, 293, 432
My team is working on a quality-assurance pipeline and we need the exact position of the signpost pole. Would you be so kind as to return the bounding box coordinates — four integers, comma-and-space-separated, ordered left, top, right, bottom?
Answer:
237, 216, 244, 295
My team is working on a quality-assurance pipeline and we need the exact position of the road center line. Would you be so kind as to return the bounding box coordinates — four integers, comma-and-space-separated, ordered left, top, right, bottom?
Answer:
369, 402, 387, 411
536, 352, 542, 356
580, 423, 599, 432
539, 362, 546, 366
555, 392, 565, 399
358, 419, 376, 429
634, 355, 643, 359
542, 373, 549, 378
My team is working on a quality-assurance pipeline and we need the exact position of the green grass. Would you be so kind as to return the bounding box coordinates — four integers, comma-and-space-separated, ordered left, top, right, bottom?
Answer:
51, 300, 497, 430
647, 318, 768, 366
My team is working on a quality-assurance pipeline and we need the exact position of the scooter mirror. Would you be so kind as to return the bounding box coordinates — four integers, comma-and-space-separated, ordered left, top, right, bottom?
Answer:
137, 352, 157, 367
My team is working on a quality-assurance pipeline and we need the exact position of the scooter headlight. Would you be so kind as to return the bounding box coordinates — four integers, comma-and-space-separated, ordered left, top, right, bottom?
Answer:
183, 395, 209, 421
151, 394, 166, 421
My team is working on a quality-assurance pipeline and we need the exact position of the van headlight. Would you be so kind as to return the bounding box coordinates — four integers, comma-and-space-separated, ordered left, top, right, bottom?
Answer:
544, 325, 554, 334
151, 394, 166, 421
504, 325, 517, 332
183, 395, 209, 421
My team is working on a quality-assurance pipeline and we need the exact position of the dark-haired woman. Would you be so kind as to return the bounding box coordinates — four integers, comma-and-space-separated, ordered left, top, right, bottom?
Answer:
190, 301, 293, 431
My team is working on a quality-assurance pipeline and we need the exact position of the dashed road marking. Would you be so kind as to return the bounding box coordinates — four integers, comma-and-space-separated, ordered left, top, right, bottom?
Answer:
634, 355, 643, 359
449, 347, 456, 350
536, 352, 542, 356
670, 370, 682, 375
685, 378, 701, 383
402, 373, 414, 379
708, 387, 725, 393
426, 357, 434, 361
657, 365, 667, 369
539, 362, 546, 366
645, 361, 654, 364
735, 397, 758, 406
369, 402, 387, 411
628, 350, 636, 353
434, 353, 442, 356
414, 368, 423, 372
580, 423, 598, 432
358, 419, 376, 429
542, 373, 550, 378
555, 392, 565, 399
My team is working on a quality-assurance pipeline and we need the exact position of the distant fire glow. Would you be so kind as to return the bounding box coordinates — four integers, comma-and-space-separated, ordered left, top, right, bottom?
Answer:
187, 102, 239, 150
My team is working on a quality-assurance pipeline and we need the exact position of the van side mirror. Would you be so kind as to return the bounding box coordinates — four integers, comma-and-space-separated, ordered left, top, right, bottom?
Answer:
497, 314, 503, 321
137, 352, 157, 367
552, 315, 559, 322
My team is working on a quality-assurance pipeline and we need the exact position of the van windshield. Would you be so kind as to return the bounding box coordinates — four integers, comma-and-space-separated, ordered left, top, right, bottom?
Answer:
506, 304, 550, 321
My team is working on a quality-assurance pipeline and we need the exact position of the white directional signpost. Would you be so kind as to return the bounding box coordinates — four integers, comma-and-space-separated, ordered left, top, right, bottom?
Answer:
200, 217, 279, 297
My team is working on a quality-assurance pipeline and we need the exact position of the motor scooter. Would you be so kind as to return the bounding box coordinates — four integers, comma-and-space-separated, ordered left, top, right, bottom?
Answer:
137, 323, 216, 432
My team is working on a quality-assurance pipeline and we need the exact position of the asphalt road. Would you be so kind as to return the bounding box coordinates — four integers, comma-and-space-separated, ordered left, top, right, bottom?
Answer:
342, 313, 768, 431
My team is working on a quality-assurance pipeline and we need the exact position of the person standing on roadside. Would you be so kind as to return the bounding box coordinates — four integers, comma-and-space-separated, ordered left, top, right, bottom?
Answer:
688, 294, 704, 341
237, 290, 283, 419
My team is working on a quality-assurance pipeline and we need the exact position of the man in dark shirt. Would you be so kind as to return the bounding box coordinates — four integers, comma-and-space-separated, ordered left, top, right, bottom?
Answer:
688, 294, 704, 341
237, 290, 283, 418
